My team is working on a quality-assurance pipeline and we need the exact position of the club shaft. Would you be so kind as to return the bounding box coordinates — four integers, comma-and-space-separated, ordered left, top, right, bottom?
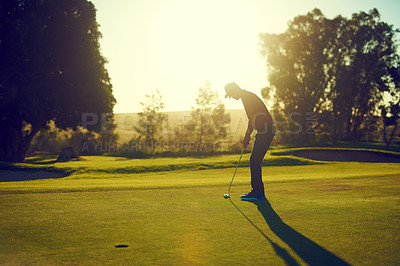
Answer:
227, 148, 244, 195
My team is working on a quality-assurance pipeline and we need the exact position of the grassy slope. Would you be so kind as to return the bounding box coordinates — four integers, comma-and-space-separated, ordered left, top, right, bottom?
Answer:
0, 154, 399, 265
270, 142, 400, 153
1, 160, 399, 194
3, 153, 322, 174
270, 147, 400, 156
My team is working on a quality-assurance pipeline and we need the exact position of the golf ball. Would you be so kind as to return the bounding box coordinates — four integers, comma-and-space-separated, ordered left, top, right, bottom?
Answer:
224, 194, 230, 199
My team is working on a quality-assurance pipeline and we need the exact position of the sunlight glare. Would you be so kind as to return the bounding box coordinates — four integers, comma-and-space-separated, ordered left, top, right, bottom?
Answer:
150, 0, 263, 110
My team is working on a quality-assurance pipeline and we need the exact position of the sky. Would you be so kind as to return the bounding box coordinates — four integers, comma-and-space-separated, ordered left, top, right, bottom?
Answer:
90, 0, 400, 113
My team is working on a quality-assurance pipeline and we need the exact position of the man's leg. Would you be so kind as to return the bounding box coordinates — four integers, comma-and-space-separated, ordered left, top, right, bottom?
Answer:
250, 134, 268, 194
250, 125, 275, 195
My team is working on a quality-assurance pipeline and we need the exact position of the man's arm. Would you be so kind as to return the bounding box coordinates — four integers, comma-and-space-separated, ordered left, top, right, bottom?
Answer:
243, 120, 253, 148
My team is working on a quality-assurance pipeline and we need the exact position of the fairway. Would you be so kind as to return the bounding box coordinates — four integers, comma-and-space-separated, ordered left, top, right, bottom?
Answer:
1, 158, 400, 265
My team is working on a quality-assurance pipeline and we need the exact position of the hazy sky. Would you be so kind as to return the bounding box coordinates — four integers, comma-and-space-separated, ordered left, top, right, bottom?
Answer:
90, 0, 400, 113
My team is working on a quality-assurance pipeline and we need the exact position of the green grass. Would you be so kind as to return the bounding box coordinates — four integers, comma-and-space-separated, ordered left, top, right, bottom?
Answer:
0, 153, 400, 265
270, 147, 400, 157
1, 153, 323, 178
270, 141, 400, 152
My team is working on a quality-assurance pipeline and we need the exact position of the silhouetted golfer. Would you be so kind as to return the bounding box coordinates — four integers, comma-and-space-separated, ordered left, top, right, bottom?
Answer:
225, 82, 275, 200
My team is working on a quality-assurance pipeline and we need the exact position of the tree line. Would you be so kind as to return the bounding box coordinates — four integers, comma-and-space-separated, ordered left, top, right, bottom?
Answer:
28, 82, 232, 156
259, 8, 400, 148
132, 82, 231, 154
1, 2, 399, 162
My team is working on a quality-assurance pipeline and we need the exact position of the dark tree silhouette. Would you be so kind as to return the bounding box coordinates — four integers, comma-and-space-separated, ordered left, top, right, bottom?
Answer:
326, 9, 399, 142
0, 0, 115, 162
260, 8, 399, 144
260, 9, 334, 143
381, 101, 400, 150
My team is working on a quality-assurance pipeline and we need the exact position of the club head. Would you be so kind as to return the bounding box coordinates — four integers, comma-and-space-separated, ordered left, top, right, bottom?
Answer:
224, 194, 230, 199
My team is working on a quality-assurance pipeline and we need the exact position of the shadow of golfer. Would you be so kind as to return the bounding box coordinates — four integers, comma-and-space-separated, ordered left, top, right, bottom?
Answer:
229, 198, 300, 265
249, 198, 350, 266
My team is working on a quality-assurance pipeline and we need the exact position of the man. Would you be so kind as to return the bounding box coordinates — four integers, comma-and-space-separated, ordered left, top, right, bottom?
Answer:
225, 82, 275, 200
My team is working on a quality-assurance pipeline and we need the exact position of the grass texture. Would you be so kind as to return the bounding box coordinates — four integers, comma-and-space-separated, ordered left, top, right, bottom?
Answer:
0, 152, 399, 265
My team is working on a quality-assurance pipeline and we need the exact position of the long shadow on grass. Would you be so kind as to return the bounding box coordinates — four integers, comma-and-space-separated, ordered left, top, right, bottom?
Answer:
229, 198, 300, 265
249, 198, 350, 266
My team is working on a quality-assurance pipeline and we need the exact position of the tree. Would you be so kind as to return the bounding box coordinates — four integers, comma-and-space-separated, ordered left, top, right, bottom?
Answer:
381, 102, 400, 149
381, 63, 400, 149
0, 0, 115, 162
259, 9, 334, 143
259, 8, 400, 144
189, 82, 230, 151
326, 9, 400, 142
134, 89, 166, 146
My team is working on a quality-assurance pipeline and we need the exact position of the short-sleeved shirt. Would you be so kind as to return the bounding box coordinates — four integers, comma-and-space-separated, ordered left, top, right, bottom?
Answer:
241, 90, 274, 132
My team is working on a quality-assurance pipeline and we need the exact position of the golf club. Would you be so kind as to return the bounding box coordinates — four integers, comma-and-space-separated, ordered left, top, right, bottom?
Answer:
224, 148, 245, 199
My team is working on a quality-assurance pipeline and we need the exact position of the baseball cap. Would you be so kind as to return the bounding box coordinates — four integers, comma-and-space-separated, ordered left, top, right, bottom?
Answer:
225, 82, 241, 98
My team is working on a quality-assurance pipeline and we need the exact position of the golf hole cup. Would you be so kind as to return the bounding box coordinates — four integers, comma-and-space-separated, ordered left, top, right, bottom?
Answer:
224, 194, 230, 199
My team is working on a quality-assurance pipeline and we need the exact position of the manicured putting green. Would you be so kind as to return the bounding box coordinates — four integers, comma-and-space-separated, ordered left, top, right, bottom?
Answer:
1, 161, 399, 265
